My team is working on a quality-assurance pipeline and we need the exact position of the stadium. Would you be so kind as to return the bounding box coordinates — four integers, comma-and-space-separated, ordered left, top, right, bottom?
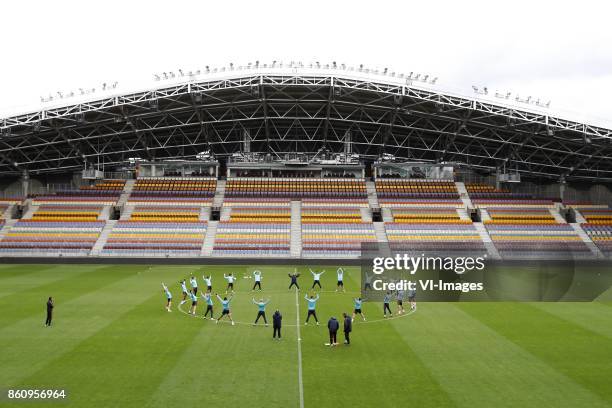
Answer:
1, 63, 612, 261
1, 61, 612, 407
4, 0, 612, 382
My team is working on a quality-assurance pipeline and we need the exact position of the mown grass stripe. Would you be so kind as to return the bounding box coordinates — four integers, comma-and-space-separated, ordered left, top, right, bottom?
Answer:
0, 265, 121, 327
458, 302, 612, 405
534, 302, 612, 339
300, 309, 456, 407
395, 303, 609, 408
0, 263, 60, 280
146, 290, 299, 407
0, 265, 166, 387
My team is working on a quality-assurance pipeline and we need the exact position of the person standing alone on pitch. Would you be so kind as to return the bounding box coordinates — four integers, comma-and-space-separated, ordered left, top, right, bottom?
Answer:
343, 312, 352, 345
272, 310, 282, 339
327, 316, 339, 346
45, 297, 54, 327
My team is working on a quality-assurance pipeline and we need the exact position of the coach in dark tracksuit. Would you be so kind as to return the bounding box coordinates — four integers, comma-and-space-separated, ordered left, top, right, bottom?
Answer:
45, 297, 54, 327
343, 312, 352, 345
328, 316, 339, 346
273, 310, 282, 339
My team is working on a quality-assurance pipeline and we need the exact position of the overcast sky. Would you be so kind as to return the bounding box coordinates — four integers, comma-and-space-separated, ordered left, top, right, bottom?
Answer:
1, 0, 611, 127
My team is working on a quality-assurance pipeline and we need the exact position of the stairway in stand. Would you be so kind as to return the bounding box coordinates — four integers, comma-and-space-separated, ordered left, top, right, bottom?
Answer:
474, 222, 501, 259
116, 179, 136, 206
201, 221, 218, 256
90, 220, 117, 255
290, 201, 302, 258
570, 223, 604, 259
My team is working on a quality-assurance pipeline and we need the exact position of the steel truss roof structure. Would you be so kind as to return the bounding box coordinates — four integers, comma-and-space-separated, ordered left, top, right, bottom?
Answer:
1, 71, 612, 181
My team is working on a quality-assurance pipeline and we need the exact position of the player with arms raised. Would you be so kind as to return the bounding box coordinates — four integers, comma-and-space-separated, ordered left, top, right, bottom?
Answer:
162, 283, 172, 312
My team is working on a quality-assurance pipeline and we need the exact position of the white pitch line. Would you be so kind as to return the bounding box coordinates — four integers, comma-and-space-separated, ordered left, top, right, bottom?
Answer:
295, 288, 304, 408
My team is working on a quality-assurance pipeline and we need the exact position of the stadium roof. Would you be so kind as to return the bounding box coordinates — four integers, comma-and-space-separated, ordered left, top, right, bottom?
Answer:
1, 65, 612, 181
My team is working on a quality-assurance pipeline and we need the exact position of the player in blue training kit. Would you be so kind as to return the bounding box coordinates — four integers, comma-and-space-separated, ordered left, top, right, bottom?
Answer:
352, 297, 366, 321
216, 294, 235, 325
252, 298, 270, 326
201, 291, 214, 319
408, 288, 417, 311
162, 283, 172, 312
224, 273, 236, 293
304, 294, 320, 325
180, 279, 189, 305
396, 290, 405, 315
383, 291, 393, 317
252, 270, 263, 291
190, 275, 198, 295
363, 272, 373, 292
310, 269, 324, 289
203, 275, 213, 292
188, 291, 198, 315
335, 267, 346, 292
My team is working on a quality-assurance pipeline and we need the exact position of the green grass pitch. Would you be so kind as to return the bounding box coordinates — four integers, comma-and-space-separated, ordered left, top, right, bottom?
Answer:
1, 263, 612, 407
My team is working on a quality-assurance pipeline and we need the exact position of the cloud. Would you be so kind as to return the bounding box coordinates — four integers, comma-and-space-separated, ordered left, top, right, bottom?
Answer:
0, 0, 610, 127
